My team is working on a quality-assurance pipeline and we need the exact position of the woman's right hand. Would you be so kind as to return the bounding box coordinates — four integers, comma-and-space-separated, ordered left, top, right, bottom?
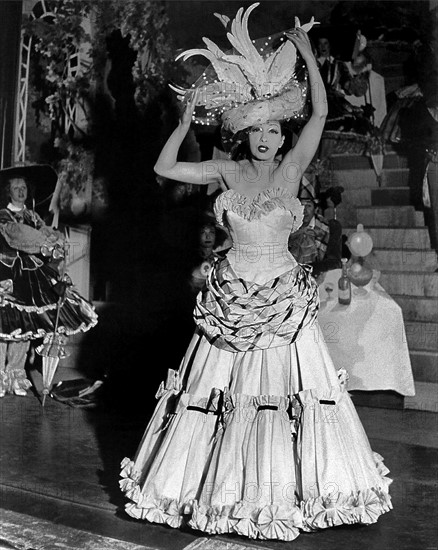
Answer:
180, 89, 199, 129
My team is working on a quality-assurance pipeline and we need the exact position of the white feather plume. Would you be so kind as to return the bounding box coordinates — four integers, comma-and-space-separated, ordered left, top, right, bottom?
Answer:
264, 40, 297, 88
213, 12, 230, 29
224, 4, 268, 97
171, 3, 318, 110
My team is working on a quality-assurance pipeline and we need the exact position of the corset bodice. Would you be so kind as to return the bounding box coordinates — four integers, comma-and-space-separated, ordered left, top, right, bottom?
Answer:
214, 187, 304, 284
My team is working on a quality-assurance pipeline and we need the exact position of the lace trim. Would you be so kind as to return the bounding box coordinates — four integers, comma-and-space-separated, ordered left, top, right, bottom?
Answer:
0, 317, 98, 341
0, 289, 98, 339
1, 300, 59, 313
214, 187, 304, 233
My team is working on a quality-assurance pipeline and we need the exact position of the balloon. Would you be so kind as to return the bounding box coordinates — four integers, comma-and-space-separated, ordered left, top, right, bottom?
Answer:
348, 260, 373, 294
71, 196, 87, 216
348, 224, 373, 257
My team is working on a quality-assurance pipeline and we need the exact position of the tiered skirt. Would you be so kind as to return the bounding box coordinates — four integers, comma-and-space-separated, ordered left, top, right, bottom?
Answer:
0, 255, 97, 340
120, 261, 392, 541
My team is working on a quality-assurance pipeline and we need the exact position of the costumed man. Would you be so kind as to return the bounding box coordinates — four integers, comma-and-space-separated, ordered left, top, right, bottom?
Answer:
0, 164, 98, 398
342, 31, 387, 128
316, 35, 343, 92
288, 176, 342, 278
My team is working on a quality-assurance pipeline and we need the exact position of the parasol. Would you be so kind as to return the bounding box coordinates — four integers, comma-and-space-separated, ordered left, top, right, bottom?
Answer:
36, 242, 70, 406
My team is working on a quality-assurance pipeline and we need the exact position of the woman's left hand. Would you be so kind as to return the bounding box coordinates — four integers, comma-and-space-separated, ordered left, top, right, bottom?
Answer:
285, 25, 315, 62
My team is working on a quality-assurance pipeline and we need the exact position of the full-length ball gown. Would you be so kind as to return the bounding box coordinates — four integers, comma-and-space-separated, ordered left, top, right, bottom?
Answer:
120, 187, 392, 541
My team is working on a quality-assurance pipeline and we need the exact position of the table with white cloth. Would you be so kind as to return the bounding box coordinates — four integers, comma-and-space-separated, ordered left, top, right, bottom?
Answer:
316, 269, 415, 396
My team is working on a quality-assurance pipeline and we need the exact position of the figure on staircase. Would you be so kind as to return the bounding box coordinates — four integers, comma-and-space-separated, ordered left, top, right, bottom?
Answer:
342, 31, 387, 128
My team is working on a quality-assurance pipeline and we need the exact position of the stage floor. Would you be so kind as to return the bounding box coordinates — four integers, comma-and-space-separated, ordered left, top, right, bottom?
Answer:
0, 390, 436, 550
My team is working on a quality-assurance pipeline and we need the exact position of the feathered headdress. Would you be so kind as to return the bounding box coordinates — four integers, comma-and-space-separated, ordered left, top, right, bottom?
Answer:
170, 3, 319, 134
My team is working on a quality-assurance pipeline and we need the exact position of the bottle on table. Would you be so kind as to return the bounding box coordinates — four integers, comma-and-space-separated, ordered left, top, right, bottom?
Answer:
338, 257, 352, 305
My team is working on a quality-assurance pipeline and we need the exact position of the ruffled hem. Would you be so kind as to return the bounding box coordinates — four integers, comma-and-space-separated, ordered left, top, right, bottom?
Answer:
120, 457, 392, 541
1, 299, 58, 314
0, 318, 98, 341
120, 376, 392, 541
0, 289, 98, 340
214, 187, 304, 231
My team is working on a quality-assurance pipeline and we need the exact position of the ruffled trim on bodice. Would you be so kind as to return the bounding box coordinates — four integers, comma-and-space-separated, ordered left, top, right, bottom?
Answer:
214, 187, 304, 234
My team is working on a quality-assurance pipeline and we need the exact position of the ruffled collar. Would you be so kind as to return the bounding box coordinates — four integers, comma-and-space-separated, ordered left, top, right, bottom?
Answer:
7, 202, 25, 213
214, 187, 304, 233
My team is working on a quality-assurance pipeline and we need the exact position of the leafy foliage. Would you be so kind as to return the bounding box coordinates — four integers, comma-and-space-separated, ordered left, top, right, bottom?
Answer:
23, 0, 179, 212
25, 0, 175, 138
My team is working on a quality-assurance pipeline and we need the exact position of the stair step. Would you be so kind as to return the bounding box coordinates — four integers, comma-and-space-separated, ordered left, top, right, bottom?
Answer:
342, 188, 373, 206
335, 169, 379, 189
404, 381, 438, 412
330, 152, 408, 170
334, 206, 425, 232
341, 187, 411, 208
355, 206, 420, 227
341, 188, 412, 208
334, 168, 409, 190
379, 271, 438, 297
405, 321, 438, 352
344, 227, 431, 249
349, 390, 404, 409
393, 295, 438, 322
410, 351, 438, 383
327, 206, 358, 226
415, 211, 425, 226
371, 187, 411, 206
367, 248, 438, 272
380, 168, 410, 188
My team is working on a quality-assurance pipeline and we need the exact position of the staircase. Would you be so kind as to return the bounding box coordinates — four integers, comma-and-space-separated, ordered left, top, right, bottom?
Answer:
326, 151, 438, 412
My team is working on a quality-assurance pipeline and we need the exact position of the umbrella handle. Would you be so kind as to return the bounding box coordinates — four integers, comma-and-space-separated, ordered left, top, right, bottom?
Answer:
42, 388, 49, 407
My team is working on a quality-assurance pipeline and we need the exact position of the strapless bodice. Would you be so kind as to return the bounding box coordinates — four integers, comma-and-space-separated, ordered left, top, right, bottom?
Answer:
214, 187, 304, 284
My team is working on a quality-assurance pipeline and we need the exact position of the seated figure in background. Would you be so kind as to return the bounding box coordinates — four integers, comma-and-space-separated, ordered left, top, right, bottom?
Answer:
189, 212, 231, 294
288, 177, 342, 279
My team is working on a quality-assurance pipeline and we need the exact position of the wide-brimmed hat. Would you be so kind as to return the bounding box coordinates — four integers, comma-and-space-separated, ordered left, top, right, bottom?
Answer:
0, 164, 58, 206
170, 4, 318, 136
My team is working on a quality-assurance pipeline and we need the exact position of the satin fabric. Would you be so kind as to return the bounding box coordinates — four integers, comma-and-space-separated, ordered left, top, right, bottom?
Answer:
0, 206, 97, 340
120, 187, 392, 540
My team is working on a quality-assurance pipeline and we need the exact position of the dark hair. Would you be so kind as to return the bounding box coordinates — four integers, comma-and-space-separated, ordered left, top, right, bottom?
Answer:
230, 128, 251, 161
229, 122, 293, 161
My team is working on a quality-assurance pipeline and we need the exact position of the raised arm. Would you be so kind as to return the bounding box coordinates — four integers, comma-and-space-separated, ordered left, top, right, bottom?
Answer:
154, 92, 228, 187
281, 25, 328, 183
